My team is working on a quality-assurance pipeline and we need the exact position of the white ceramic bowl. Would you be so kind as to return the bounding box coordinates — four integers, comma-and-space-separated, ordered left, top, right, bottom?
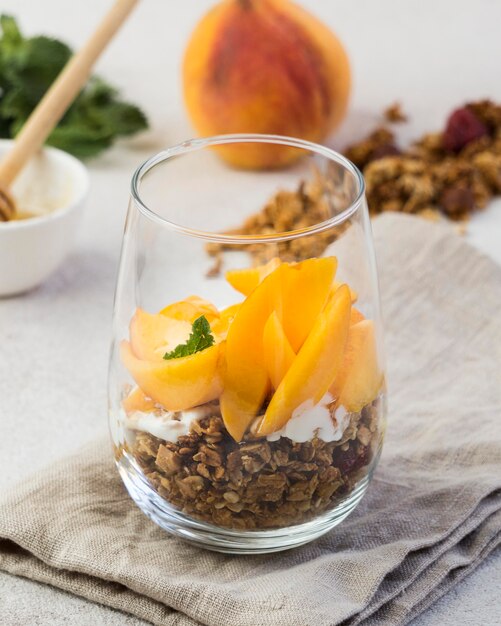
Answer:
0, 139, 89, 297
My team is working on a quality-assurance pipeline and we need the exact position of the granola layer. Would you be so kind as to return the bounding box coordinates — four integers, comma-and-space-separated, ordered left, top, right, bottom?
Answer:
129, 399, 382, 530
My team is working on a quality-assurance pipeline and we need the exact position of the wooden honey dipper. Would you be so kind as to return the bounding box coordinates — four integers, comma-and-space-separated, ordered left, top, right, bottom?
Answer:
0, 0, 139, 221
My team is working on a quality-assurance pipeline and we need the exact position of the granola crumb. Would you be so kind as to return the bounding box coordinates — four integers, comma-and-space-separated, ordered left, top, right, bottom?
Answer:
416, 207, 443, 222
344, 127, 399, 171
384, 102, 408, 123
454, 219, 469, 236
205, 252, 223, 278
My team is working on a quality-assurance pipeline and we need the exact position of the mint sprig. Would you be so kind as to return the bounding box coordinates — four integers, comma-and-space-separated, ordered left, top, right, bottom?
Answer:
163, 315, 215, 360
0, 15, 148, 158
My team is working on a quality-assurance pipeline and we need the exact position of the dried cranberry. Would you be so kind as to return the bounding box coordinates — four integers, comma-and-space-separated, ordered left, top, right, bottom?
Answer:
336, 447, 357, 474
442, 107, 488, 152
355, 445, 370, 471
334, 446, 371, 474
439, 186, 475, 217
335, 445, 371, 476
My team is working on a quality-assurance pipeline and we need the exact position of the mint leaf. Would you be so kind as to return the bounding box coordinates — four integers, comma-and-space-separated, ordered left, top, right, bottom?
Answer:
164, 316, 215, 360
0, 15, 148, 158
0, 15, 22, 49
44, 123, 113, 159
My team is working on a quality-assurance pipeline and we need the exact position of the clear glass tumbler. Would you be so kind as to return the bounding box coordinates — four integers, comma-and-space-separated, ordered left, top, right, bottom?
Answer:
108, 134, 387, 554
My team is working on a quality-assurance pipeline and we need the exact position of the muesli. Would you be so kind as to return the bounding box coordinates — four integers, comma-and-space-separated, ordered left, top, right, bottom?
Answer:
128, 399, 381, 529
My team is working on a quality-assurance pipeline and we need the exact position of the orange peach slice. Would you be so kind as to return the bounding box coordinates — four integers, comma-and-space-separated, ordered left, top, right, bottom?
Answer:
220, 267, 286, 441
226, 258, 281, 296
121, 340, 224, 412
333, 280, 358, 303
257, 284, 351, 436
122, 387, 156, 414
221, 257, 338, 441
130, 308, 192, 361
350, 307, 365, 325
263, 311, 296, 389
160, 295, 219, 323
211, 302, 241, 339
221, 302, 241, 318
227, 257, 338, 349
280, 256, 338, 352
330, 319, 383, 412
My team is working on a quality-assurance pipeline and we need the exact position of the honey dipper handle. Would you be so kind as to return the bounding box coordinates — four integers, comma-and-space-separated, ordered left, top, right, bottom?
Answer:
0, 0, 139, 187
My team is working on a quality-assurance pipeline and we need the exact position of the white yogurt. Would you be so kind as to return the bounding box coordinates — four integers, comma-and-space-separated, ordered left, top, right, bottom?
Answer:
124, 395, 350, 444
266, 394, 350, 443
125, 403, 217, 442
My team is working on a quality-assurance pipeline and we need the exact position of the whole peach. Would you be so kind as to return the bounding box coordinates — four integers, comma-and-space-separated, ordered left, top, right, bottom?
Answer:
183, 0, 351, 169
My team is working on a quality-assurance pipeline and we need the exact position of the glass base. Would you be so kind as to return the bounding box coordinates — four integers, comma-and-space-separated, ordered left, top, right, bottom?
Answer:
116, 448, 374, 554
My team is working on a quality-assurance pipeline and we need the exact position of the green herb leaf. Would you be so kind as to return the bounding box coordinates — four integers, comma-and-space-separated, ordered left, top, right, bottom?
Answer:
0, 15, 22, 49
0, 15, 148, 158
163, 315, 216, 360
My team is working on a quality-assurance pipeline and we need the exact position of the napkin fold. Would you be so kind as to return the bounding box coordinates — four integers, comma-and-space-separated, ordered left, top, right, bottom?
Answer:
1, 213, 500, 626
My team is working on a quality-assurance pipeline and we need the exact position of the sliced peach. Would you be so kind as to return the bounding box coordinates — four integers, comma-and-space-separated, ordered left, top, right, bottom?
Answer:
221, 257, 338, 441
280, 256, 338, 352
121, 340, 224, 411
350, 307, 365, 325
263, 311, 296, 389
122, 387, 156, 414
130, 308, 192, 361
221, 302, 241, 318
211, 302, 241, 339
226, 258, 280, 296
330, 319, 383, 412
257, 284, 352, 436
160, 295, 219, 323
220, 265, 290, 441
226, 257, 338, 350
333, 280, 358, 303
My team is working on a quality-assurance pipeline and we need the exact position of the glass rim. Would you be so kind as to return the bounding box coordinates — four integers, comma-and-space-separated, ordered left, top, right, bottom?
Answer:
130, 133, 366, 244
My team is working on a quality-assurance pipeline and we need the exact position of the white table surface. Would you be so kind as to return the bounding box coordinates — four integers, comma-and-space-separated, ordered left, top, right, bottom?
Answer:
1, 1, 500, 624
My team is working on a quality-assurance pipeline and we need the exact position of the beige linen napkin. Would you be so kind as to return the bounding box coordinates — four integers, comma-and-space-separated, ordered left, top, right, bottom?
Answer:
1, 213, 500, 626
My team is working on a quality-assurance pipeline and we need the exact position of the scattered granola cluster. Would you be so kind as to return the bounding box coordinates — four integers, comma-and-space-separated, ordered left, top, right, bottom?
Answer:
346, 100, 501, 221
207, 101, 501, 275
131, 400, 381, 530
206, 172, 346, 271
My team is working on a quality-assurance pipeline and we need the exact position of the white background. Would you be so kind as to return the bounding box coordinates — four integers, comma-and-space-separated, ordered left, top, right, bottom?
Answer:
0, 1, 500, 624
